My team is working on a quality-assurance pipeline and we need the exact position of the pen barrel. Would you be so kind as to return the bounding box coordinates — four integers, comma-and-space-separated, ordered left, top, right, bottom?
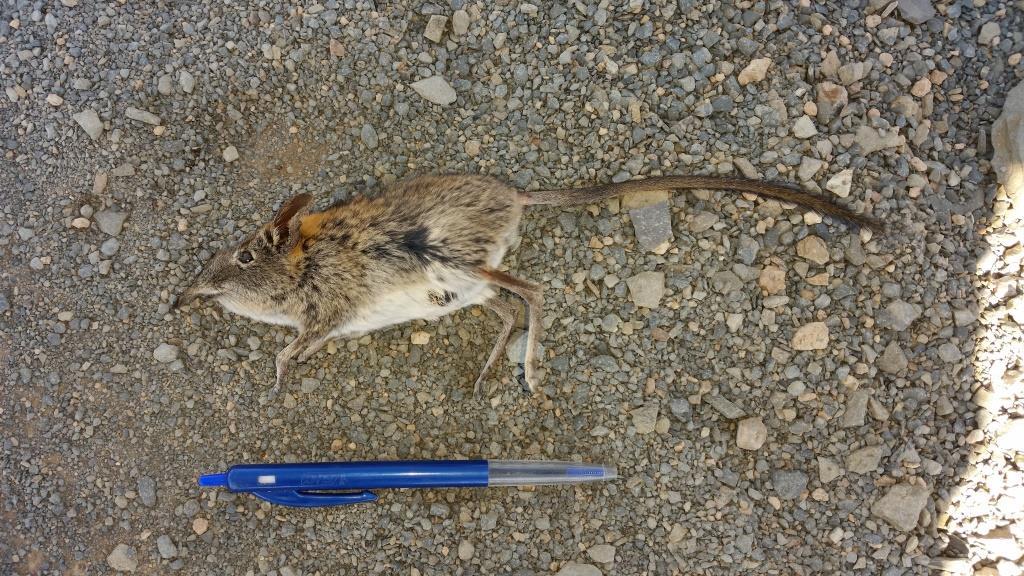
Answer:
486, 460, 617, 486
225, 460, 490, 491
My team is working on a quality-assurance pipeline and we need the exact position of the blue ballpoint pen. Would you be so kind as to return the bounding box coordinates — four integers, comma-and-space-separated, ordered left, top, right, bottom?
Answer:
198, 460, 617, 507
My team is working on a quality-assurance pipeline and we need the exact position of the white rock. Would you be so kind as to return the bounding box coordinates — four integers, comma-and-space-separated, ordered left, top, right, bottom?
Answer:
156, 535, 177, 559
792, 115, 818, 139
410, 76, 457, 106
73, 109, 104, 140
222, 146, 239, 162
792, 322, 829, 351
46, 93, 63, 106
758, 266, 786, 295
631, 402, 659, 434
94, 210, 127, 235
825, 168, 854, 198
736, 417, 767, 450
818, 457, 842, 483
846, 445, 884, 474
854, 125, 905, 154
798, 156, 824, 181
992, 80, 1024, 204
737, 58, 771, 85
410, 331, 430, 345
457, 540, 474, 560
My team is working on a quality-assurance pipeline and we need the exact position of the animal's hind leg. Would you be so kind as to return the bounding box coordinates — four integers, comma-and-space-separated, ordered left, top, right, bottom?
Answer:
474, 295, 519, 397
477, 268, 545, 393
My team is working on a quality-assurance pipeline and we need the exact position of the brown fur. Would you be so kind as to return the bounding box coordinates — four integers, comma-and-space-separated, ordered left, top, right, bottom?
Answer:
179, 173, 877, 393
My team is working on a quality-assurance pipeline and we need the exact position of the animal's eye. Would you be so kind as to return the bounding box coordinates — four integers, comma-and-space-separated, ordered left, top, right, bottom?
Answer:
237, 250, 254, 264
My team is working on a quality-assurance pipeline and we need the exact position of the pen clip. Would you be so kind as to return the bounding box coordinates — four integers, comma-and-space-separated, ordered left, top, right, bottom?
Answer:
252, 489, 378, 508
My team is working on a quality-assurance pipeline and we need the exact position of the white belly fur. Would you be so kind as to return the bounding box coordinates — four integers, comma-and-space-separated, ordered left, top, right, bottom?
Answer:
332, 272, 494, 338
218, 295, 301, 328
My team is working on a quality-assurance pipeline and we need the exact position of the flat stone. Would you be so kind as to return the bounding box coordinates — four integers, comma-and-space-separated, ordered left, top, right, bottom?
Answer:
361, 123, 379, 149
153, 343, 179, 363
73, 109, 103, 140
711, 270, 743, 294
107, 544, 138, 572
631, 402, 659, 434
737, 58, 771, 85
736, 417, 767, 450
842, 389, 871, 428
179, 70, 195, 93
792, 322, 829, 351
796, 236, 829, 264
991, 80, 1024, 201
792, 115, 817, 139
897, 0, 936, 24
846, 445, 884, 474
704, 395, 746, 419
669, 398, 691, 422
837, 61, 871, 85
629, 201, 673, 252
157, 74, 173, 95
816, 81, 848, 123
877, 340, 908, 373
818, 457, 842, 483
798, 156, 824, 181
826, 168, 854, 198
125, 106, 161, 125
424, 14, 447, 43
555, 563, 602, 576
688, 211, 719, 233
626, 271, 665, 308
137, 476, 156, 506
410, 76, 457, 106
978, 21, 1000, 45
586, 543, 616, 564
937, 342, 963, 363
410, 331, 430, 345
871, 484, 930, 532
94, 210, 127, 235
771, 470, 807, 500
995, 419, 1024, 453
192, 518, 209, 535
878, 300, 922, 331
457, 540, 474, 560
854, 125, 905, 154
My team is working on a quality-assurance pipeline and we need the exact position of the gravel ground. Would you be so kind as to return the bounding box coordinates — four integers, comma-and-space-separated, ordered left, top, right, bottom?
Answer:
2, 1, 1023, 574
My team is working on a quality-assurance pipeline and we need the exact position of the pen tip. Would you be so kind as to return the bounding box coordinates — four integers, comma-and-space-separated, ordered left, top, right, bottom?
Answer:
198, 472, 227, 487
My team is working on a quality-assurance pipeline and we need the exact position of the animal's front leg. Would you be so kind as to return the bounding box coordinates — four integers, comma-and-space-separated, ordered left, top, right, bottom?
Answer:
275, 329, 328, 388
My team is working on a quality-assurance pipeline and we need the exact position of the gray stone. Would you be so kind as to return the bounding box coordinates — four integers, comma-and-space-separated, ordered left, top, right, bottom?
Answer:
818, 457, 842, 483
629, 202, 673, 251
631, 402, 659, 434
94, 211, 127, 236
710, 270, 743, 294
125, 107, 161, 125
897, 0, 936, 24
937, 343, 963, 363
107, 544, 138, 572
586, 543, 616, 563
879, 300, 922, 331
153, 343, 179, 363
156, 535, 177, 559
424, 15, 447, 43
792, 115, 817, 139
361, 124, 379, 149
669, 399, 691, 422
451, 10, 470, 35
854, 125, 905, 154
796, 236, 829, 265
100, 237, 121, 256
157, 74, 173, 95
877, 341, 908, 374
705, 395, 746, 419
842, 390, 870, 428
73, 109, 103, 140
991, 80, 1024, 200
871, 484, 930, 532
556, 564, 602, 576
846, 445, 884, 474
411, 76, 457, 106
137, 476, 156, 506
771, 470, 807, 500
978, 21, 1000, 45
179, 70, 195, 93
816, 82, 848, 123
626, 271, 665, 308
826, 169, 854, 198
222, 145, 239, 162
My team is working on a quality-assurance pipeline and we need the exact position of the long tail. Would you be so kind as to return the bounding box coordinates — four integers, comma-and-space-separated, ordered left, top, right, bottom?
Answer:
520, 175, 881, 231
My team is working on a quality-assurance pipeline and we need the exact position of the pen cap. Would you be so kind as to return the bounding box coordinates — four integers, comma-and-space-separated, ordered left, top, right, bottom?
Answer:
487, 460, 617, 486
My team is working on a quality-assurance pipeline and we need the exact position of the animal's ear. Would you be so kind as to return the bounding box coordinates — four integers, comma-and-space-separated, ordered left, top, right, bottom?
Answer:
268, 193, 313, 250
